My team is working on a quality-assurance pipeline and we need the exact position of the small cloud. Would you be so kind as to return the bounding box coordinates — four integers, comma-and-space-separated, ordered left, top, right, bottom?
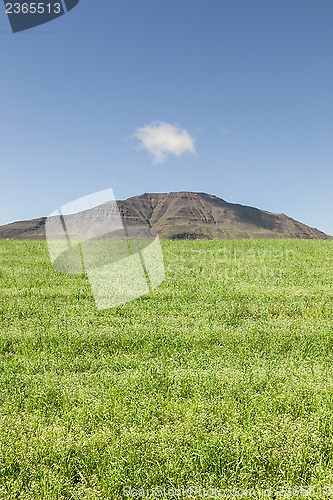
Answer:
132, 121, 197, 163
220, 128, 232, 135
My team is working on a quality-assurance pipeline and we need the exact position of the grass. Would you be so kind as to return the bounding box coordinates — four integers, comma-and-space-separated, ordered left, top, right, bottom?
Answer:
1, 239, 333, 498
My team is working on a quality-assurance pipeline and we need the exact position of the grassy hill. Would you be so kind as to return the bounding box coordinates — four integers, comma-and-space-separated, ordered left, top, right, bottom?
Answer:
1, 239, 333, 497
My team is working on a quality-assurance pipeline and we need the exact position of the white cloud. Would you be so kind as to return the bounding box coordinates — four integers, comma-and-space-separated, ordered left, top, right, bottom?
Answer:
220, 128, 231, 135
133, 121, 197, 163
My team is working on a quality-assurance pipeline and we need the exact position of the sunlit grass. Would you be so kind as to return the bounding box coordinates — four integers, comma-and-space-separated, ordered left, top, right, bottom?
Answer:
1, 239, 333, 498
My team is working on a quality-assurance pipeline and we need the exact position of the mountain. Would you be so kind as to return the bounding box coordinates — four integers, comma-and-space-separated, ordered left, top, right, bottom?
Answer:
0, 191, 331, 240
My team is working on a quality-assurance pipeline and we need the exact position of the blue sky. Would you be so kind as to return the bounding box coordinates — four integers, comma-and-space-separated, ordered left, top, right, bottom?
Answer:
1, 0, 333, 234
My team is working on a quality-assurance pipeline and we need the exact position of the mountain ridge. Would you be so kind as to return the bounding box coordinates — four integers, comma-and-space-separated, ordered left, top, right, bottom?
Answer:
0, 191, 331, 240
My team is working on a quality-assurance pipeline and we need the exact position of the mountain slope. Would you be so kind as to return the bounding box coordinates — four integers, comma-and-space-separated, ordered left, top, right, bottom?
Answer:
0, 191, 331, 240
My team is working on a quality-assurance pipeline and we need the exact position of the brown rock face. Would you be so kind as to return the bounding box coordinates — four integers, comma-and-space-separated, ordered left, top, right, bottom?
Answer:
117, 192, 331, 240
0, 192, 331, 240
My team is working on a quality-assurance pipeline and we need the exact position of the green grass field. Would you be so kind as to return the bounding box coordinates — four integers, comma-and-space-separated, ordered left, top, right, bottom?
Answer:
1, 239, 333, 499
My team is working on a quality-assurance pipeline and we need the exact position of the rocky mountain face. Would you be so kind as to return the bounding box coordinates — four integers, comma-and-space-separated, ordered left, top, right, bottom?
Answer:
0, 191, 331, 240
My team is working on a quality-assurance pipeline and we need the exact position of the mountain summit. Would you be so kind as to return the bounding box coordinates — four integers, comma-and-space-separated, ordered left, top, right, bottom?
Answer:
0, 192, 331, 240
